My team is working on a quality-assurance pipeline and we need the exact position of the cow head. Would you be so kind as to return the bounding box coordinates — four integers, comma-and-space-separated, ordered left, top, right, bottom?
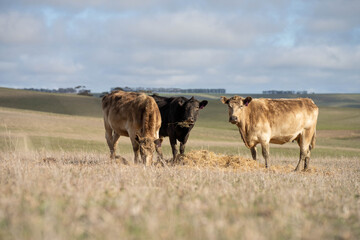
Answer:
177, 97, 208, 127
220, 96, 252, 124
135, 135, 163, 165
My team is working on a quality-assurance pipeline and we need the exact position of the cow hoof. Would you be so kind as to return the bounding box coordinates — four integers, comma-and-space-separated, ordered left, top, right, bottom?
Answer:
155, 159, 166, 167
175, 154, 185, 164
113, 155, 128, 165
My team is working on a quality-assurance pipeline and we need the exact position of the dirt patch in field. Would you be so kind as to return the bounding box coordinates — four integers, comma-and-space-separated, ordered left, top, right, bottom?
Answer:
182, 150, 332, 175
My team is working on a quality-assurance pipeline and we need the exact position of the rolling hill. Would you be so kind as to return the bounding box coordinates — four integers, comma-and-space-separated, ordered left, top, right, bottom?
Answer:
0, 87, 102, 117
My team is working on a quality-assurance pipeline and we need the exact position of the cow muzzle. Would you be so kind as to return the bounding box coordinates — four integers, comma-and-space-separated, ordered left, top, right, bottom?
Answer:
187, 117, 195, 124
229, 116, 238, 124
177, 119, 194, 128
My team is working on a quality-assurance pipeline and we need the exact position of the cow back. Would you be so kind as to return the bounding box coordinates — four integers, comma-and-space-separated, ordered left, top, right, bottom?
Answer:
103, 91, 161, 138
248, 98, 318, 127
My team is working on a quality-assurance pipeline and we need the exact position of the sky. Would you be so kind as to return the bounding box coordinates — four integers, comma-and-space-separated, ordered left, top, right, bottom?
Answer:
0, 0, 359, 93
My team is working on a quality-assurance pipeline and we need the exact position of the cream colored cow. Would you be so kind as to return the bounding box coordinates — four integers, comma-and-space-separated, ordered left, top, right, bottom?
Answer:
221, 96, 319, 170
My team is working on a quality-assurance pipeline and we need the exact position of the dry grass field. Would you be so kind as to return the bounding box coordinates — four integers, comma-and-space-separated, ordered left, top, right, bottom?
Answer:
0, 89, 360, 239
1, 150, 359, 240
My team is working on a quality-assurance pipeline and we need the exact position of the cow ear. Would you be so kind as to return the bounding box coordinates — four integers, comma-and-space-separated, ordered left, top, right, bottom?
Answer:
190, 96, 195, 101
199, 100, 208, 109
243, 97, 252, 106
220, 96, 229, 104
178, 100, 185, 106
154, 138, 163, 148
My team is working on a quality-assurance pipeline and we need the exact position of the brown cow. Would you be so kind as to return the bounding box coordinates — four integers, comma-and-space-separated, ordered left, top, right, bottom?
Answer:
102, 91, 162, 165
221, 96, 319, 171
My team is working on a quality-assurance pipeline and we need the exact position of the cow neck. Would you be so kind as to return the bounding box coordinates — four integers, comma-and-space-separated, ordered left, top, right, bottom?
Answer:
237, 107, 251, 149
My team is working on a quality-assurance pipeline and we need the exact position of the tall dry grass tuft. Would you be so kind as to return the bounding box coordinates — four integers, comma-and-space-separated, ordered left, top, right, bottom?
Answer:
0, 150, 359, 240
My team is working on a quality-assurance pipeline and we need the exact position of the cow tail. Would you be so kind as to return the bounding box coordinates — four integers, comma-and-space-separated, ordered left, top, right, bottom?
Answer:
142, 98, 154, 136
310, 131, 316, 150
142, 105, 149, 136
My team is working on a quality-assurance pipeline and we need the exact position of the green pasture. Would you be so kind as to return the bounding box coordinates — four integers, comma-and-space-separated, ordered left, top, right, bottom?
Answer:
0, 87, 102, 117
317, 107, 360, 130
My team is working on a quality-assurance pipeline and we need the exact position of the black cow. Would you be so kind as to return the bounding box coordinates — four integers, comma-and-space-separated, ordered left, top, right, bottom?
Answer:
151, 95, 208, 163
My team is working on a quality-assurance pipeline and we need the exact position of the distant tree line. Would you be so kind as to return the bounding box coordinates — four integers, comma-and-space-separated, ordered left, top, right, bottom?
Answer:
111, 87, 226, 94
22, 85, 227, 98
23, 86, 93, 96
23, 87, 76, 93
262, 90, 313, 95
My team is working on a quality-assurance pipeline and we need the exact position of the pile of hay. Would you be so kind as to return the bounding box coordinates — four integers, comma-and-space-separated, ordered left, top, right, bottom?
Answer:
182, 150, 265, 171
182, 150, 329, 174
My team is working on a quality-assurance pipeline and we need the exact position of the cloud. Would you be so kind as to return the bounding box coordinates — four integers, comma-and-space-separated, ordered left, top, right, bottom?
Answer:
0, 61, 17, 71
20, 55, 84, 74
130, 49, 230, 69
126, 10, 269, 49
0, 12, 46, 44
0, 0, 359, 93
0, 0, 170, 11
233, 75, 271, 84
253, 46, 360, 70
296, 0, 360, 45
125, 67, 184, 76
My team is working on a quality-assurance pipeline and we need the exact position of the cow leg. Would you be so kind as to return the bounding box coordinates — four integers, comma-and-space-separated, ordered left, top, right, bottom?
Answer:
180, 133, 190, 156
177, 134, 190, 164
295, 148, 310, 171
294, 135, 303, 171
130, 134, 140, 164
303, 128, 314, 171
104, 123, 115, 159
304, 154, 310, 170
106, 131, 115, 159
112, 132, 121, 158
155, 137, 166, 166
295, 152, 305, 171
133, 142, 140, 164
175, 142, 186, 164
261, 142, 270, 168
180, 142, 186, 155
250, 146, 257, 160
170, 137, 178, 164
155, 137, 164, 160
295, 130, 313, 171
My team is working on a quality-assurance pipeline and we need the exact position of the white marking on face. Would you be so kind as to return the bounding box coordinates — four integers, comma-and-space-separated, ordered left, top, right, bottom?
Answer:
228, 103, 242, 123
